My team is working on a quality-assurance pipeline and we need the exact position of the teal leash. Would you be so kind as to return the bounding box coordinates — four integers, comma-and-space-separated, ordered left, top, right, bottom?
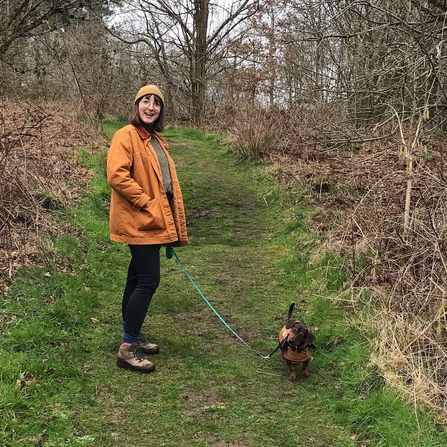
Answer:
166, 247, 275, 359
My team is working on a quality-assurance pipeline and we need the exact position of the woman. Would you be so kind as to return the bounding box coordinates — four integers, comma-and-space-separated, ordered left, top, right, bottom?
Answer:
107, 85, 188, 372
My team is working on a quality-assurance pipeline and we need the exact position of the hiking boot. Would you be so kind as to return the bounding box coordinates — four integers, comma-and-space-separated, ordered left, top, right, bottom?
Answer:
116, 343, 155, 373
121, 334, 159, 355
137, 334, 160, 354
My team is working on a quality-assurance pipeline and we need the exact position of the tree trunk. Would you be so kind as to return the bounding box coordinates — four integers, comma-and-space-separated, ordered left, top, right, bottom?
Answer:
191, 0, 209, 124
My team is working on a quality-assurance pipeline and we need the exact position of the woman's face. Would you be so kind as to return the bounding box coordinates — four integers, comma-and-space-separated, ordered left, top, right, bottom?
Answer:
138, 94, 162, 125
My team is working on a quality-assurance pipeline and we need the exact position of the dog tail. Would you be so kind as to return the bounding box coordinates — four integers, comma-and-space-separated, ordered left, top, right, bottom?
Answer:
287, 302, 295, 320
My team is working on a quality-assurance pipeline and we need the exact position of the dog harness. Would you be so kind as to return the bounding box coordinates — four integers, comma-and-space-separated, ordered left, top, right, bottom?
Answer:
279, 327, 313, 364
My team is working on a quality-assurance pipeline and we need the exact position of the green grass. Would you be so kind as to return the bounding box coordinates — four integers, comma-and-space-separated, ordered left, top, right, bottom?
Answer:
1, 125, 446, 446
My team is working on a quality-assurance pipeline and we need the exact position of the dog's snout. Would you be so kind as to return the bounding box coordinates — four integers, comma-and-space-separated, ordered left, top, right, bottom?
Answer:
289, 330, 304, 344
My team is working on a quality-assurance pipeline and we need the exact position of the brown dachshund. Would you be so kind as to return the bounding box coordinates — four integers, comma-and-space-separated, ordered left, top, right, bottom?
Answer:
278, 304, 315, 381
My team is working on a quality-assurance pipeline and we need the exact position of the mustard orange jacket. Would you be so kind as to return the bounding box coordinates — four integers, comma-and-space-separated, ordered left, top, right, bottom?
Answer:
107, 124, 189, 247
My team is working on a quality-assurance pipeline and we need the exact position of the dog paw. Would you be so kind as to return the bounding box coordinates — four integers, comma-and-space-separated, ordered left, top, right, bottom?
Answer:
302, 370, 310, 378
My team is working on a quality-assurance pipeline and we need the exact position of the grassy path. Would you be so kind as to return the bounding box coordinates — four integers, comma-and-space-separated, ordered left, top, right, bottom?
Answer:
1, 126, 446, 446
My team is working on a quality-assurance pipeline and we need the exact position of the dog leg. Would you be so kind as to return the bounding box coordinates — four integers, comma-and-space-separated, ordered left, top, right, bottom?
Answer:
301, 359, 310, 378
287, 361, 297, 381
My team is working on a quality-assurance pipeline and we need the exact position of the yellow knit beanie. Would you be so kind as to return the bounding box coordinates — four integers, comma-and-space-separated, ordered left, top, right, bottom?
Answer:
134, 85, 164, 104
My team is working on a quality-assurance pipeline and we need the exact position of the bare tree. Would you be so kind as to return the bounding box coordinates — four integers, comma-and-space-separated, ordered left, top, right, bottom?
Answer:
0, 0, 115, 60
108, 0, 260, 124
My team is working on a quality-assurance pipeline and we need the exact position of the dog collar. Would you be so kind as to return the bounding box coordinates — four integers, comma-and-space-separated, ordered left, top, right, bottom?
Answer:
279, 327, 309, 352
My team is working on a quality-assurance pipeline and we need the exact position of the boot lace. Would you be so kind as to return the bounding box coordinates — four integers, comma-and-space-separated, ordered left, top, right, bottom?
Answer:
129, 344, 146, 362
139, 334, 149, 344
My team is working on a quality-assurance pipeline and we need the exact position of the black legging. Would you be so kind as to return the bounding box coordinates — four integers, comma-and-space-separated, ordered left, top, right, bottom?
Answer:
122, 244, 161, 337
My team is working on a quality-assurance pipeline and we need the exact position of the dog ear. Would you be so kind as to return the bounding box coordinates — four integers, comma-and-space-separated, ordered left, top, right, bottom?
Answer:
285, 318, 299, 329
305, 330, 316, 349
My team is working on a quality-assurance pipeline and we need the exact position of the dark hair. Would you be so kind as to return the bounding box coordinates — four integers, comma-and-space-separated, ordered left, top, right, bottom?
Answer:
129, 95, 165, 132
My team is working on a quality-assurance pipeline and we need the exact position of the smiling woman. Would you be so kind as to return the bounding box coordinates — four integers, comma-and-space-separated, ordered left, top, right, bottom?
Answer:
106, 84, 189, 373
138, 95, 162, 125
128, 85, 166, 130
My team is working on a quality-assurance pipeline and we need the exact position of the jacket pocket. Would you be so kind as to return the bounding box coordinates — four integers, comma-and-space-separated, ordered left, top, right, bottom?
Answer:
135, 198, 165, 231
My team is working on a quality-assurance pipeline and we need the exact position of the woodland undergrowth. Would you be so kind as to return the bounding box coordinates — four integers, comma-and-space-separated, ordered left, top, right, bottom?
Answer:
2, 99, 447, 417
0, 100, 106, 282
209, 101, 447, 416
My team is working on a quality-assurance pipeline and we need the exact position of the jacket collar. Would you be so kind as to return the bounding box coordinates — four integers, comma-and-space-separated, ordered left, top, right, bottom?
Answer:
133, 125, 167, 146
134, 124, 151, 140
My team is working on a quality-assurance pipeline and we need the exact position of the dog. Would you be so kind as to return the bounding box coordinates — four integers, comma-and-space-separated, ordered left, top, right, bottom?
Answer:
278, 303, 315, 381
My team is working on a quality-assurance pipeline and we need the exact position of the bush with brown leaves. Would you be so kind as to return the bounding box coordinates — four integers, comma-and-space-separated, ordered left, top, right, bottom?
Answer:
0, 101, 107, 281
